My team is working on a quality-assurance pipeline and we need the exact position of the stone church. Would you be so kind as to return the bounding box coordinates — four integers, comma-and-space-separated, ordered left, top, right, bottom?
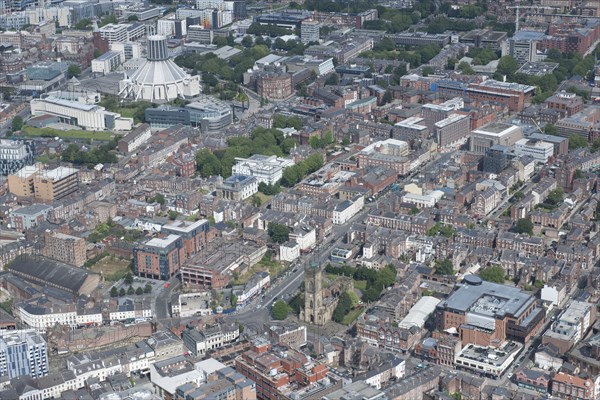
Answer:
300, 261, 354, 326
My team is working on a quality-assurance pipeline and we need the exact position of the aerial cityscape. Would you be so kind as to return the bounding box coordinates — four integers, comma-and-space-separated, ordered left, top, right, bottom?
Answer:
0, 0, 600, 399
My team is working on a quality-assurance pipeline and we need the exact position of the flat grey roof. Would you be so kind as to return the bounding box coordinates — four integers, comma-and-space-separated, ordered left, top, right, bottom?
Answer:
441, 278, 534, 319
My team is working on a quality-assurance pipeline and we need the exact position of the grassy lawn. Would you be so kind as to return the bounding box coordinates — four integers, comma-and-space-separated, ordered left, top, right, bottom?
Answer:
116, 107, 136, 119
255, 192, 273, 204
233, 257, 285, 285
90, 257, 131, 282
342, 307, 363, 325
22, 125, 113, 141
354, 280, 367, 291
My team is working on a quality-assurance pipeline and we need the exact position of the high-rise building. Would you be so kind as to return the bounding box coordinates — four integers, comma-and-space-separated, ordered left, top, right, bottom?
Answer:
43, 230, 87, 267
8, 164, 79, 201
301, 20, 319, 44
0, 329, 48, 379
0, 139, 34, 176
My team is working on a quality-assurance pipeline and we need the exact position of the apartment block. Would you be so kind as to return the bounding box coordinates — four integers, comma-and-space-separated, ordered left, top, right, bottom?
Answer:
43, 230, 86, 267
8, 164, 78, 201
542, 301, 596, 353
435, 113, 470, 148
0, 329, 48, 379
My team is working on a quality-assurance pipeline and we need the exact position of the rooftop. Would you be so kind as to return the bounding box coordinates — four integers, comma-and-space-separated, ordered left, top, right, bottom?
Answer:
145, 234, 180, 248
435, 113, 468, 128
473, 122, 520, 136
440, 276, 535, 320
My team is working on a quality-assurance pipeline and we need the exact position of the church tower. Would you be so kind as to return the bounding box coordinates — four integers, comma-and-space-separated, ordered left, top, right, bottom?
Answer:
301, 260, 325, 326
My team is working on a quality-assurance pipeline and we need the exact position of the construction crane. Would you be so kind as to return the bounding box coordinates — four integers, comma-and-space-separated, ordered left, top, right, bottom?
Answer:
506, 5, 553, 33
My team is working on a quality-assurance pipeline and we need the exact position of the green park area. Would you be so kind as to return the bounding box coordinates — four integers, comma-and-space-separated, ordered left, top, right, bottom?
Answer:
22, 125, 113, 141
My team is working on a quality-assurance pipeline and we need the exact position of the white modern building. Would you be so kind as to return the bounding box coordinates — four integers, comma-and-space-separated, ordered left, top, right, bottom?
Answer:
0, 329, 48, 379
402, 190, 444, 208
288, 226, 316, 251
455, 343, 521, 378
171, 292, 212, 318
119, 35, 201, 102
333, 195, 364, 224
300, 20, 319, 44
16, 300, 102, 332
232, 154, 295, 185
96, 23, 146, 44
514, 138, 553, 163
91, 50, 121, 74
30, 96, 133, 131
280, 241, 301, 262
234, 271, 270, 307
397, 296, 441, 330
470, 122, 523, 154
110, 42, 142, 61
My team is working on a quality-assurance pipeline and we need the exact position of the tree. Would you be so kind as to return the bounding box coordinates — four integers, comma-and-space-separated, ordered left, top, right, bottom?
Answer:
110, 286, 118, 297
196, 149, 221, 177
144, 283, 152, 294
252, 194, 262, 207
479, 266, 505, 283
546, 188, 564, 206
515, 218, 534, 235
67, 64, 81, 78
268, 222, 290, 243
241, 35, 253, 48
127, 15, 139, 21
119, 287, 126, 297
544, 124, 558, 136
258, 182, 281, 195
569, 134, 588, 149
435, 258, 454, 275
148, 193, 165, 205
422, 66, 434, 77
135, 287, 143, 295
513, 191, 525, 200
332, 292, 353, 323
325, 73, 339, 86
168, 210, 179, 220
382, 90, 393, 105
361, 286, 382, 302
495, 55, 519, 79
11, 115, 23, 132
124, 272, 133, 285
457, 61, 475, 75
272, 300, 290, 320
127, 286, 135, 295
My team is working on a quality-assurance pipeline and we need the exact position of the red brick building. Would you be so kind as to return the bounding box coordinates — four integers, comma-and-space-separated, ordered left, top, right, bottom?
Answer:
235, 341, 328, 400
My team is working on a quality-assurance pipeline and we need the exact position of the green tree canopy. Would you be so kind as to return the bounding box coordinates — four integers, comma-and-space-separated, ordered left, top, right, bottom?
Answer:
67, 64, 81, 78
546, 188, 564, 206
479, 266, 505, 283
272, 300, 291, 320
569, 134, 588, 150
544, 124, 558, 136
332, 292, 353, 323
11, 115, 23, 132
435, 258, 454, 275
495, 56, 519, 79
110, 286, 118, 297
268, 222, 290, 243
514, 218, 534, 235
